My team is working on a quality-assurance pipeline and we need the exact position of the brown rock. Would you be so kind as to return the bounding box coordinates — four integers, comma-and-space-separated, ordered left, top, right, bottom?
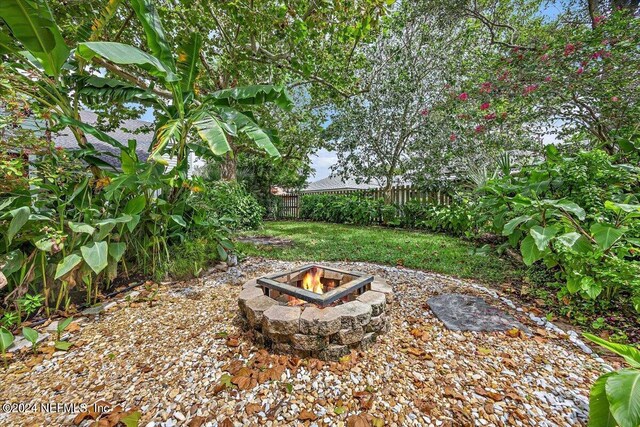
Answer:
262, 305, 301, 335
245, 295, 278, 327
356, 291, 386, 316
299, 307, 342, 336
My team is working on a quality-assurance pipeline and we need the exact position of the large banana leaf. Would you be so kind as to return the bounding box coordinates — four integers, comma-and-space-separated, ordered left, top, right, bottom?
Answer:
194, 112, 231, 155
0, 0, 69, 76
77, 42, 178, 82
130, 0, 176, 73
176, 32, 202, 94
152, 118, 183, 157
55, 115, 127, 150
208, 85, 294, 111
0, 30, 17, 54
73, 75, 156, 105
221, 108, 281, 157
89, 0, 123, 41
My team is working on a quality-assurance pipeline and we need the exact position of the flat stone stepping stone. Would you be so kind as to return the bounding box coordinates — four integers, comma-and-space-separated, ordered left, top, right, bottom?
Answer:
427, 293, 528, 333
236, 236, 293, 247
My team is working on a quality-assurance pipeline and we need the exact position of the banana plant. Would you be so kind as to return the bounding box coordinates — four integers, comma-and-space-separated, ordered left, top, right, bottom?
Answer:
1, 0, 292, 175
73, 0, 292, 170
0, 0, 125, 178
584, 333, 640, 427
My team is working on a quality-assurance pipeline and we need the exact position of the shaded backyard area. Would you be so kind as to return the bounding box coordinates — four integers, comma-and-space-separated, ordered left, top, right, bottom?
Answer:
0, 258, 612, 426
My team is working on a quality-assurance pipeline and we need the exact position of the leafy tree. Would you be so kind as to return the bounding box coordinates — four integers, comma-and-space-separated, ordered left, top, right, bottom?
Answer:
435, 3, 640, 158
40, 0, 390, 181
327, 1, 502, 193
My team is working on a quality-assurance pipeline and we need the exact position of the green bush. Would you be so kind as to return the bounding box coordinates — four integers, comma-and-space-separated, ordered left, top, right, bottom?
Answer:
300, 194, 384, 225
299, 193, 475, 235
0, 140, 231, 315
191, 181, 264, 230
480, 147, 640, 314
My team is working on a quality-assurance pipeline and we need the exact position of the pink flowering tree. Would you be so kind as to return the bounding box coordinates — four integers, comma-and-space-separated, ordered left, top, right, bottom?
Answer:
437, 9, 640, 158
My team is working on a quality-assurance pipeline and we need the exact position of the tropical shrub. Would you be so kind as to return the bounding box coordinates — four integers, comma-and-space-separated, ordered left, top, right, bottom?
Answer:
0, 139, 210, 313
481, 148, 640, 314
299, 193, 476, 235
190, 181, 264, 230
299, 194, 385, 225
584, 333, 640, 427
400, 198, 477, 236
0, 0, 287, 319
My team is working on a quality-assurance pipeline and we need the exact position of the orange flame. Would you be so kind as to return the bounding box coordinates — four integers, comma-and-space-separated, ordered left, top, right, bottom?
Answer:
302, 267, 323, 294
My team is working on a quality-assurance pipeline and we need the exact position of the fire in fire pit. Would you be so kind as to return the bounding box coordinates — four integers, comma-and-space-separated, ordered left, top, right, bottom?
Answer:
257, 265, 373, 308
238, 265, 394, 360
302, 266, 324, 295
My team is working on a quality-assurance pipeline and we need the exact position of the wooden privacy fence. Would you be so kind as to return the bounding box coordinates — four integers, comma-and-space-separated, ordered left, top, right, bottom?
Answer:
274, 185, 452, 219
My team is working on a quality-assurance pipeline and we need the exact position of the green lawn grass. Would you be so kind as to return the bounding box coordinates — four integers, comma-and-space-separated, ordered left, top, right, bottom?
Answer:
237, 221, 523, 284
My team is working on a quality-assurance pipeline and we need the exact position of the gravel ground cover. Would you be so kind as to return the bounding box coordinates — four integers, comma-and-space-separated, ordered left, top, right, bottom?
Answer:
0, 258, 613, 427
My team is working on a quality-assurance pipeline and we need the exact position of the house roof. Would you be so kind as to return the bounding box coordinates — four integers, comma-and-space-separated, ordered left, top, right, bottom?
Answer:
302, 176, 378, 193
52, 111, 154, 167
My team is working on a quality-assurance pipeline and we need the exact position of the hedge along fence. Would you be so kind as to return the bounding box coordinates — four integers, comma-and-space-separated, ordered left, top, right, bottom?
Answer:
295, 192, 477, 236
275, 185, 452, 219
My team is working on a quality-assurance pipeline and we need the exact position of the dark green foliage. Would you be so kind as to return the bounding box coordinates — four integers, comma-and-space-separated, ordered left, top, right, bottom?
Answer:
190, 182, 264, 231
0, 139, 231, 313
165, 229, 228, 280
299, 194, 384, 226
299, 193, 476, 235
480, 148, 640, 315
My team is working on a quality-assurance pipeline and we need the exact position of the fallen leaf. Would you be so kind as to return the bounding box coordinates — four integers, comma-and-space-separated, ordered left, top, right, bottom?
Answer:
40, 346, 56, 355
66, 322, 81, 333
347, 414, 371, 427
443, 386, 464, 400
219, 418, 233, 427
245, 403, 262, 416
405, 347, 425, 357
506, 328, 520, 338
414, 398, 434, 414
298, 410, 318, 421
73, 412, 94, 425
25, 355, 44, 368
231, 375, 251, 390
334, 406, 346, 415
361, 395, 374, 410
477, 347, 492, 356
188, 416, 207, 427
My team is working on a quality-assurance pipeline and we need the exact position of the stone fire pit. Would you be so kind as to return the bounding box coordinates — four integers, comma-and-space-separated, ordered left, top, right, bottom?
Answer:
238, 265, 393, 360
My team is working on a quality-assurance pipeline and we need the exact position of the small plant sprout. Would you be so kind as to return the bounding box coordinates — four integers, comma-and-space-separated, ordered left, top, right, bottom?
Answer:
144, 283, 159, 308
21, 327, 39, 355
0, 327, 14, 368
1, 311, 19, 328
56, 317, 74, 341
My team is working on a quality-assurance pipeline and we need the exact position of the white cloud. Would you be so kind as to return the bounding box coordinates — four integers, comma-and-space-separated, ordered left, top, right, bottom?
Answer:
310, 148, 338, 180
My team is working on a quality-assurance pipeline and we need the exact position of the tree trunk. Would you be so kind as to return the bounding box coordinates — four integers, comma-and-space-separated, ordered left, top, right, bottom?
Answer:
220, 152, 237, 181
587, 0, 599, 29
382, 178, 393, 204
